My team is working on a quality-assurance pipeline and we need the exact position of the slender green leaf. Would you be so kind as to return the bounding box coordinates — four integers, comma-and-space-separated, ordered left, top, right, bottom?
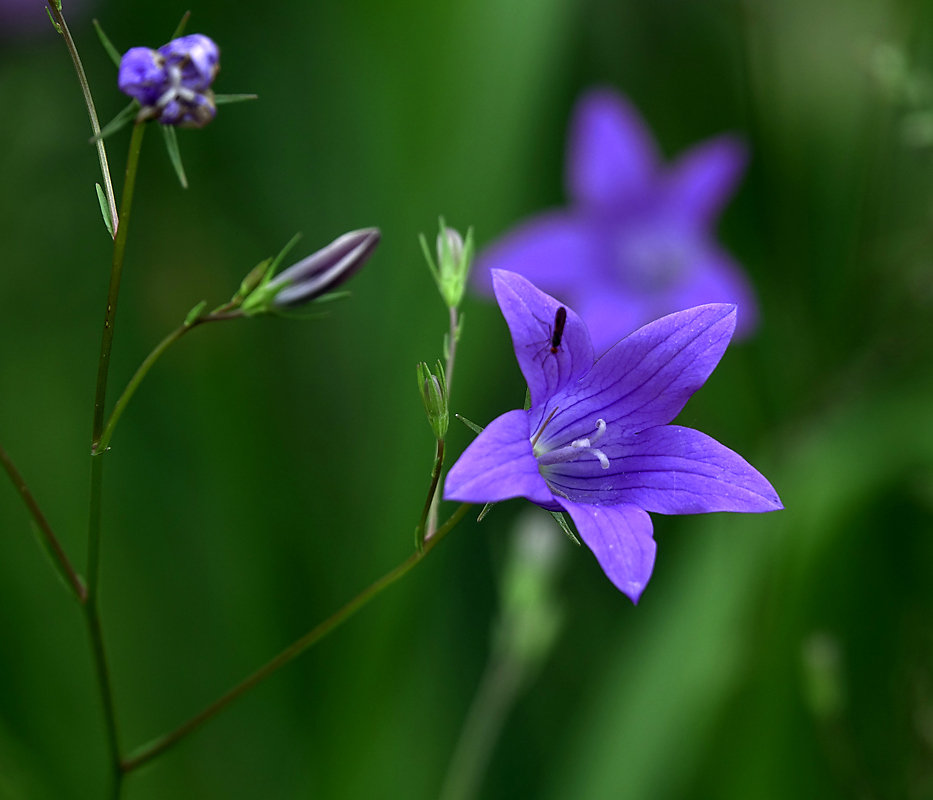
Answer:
477, 502, 496, 522
548, 510, 581, 546
92, 19, 121, 68
95, 183, 114, 238
269, 233, 302, 276
91, 100, 137, 143
161, 125, 188, 189
171, 10, 191, 39
455, 414, 484, 435
45, 7, 62, 34
214, 94, 260, 105
185, 301, 207, 326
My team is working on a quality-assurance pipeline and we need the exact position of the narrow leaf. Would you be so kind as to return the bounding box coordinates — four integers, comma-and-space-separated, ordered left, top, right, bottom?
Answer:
93, 19, 122, 68
269, 233, 302, 277
477, 502, 496, 522
549, 510, 581, 546
455, 414, 484, 435
172, 10, 191, 39
95, 183, 114, 238
45, 7, 62, 34
214, 93, 259, 105
311, 290, 351, 305
161, 125, 188, 189
91, 100, 137, 143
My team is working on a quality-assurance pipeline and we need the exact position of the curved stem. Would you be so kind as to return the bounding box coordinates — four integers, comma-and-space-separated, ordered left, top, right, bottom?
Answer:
49, 4, 119, 235
446, 306, 459, 396
97, 310, 242, 454
0, 442, 87, 602
121, 502, 473, 773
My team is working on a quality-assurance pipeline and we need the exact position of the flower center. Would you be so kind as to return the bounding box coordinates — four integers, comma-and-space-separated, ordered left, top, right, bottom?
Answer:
615, 226, 687, 293
533, 417, 610, 470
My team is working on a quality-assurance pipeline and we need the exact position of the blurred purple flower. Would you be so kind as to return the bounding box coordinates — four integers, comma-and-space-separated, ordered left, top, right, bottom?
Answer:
475, 88, 758, 353
444, 270, 781, 603
117, 34, 219, 128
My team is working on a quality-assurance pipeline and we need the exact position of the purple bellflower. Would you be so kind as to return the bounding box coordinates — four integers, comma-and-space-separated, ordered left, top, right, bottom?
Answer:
444, 270, 781, 603
118, 34, 220, 127
474, 88, 758, 353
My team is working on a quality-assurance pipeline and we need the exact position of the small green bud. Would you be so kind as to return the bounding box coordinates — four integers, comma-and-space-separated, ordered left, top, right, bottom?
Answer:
416, 360, 449, 440
421, 217, 474, 310
233, 258, 273, 305
184, 300, 207, 326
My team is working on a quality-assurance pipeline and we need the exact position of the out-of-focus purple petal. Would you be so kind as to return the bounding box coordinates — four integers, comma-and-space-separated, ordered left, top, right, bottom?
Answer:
473, 212, 600, 297
573, 289, 658, 355
443, 410, 553, 506
557, 500, 656, 603
541, 304, 736, 445
566, 88, 660, 211
545, 425, 783, 513
664, 135, 748, 227
492, 270, 594, 411
118, 47, 167, 106
667, 248, 759, 339
159, 33, 220, 91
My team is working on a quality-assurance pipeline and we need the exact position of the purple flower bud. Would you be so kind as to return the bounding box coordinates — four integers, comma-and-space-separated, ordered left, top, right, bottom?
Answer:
158, 92, 216, 128
158, 34, 220, 93
267, 228, 381, 308
118, 47, 169, 107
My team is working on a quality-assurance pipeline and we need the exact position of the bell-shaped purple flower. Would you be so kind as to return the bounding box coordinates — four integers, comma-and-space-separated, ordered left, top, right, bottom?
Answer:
474, 88, 759, 353
444, 270, 781, 603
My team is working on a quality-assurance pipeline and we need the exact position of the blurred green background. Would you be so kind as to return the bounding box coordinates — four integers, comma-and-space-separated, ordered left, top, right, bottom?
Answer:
3, 0, 933, 797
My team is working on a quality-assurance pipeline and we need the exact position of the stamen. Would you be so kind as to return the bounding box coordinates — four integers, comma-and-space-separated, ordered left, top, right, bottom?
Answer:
535, 419, 611, 470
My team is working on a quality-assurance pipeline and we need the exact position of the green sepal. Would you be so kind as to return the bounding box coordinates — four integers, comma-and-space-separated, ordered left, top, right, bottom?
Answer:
240, 233, 302, 316
92, 100, 137, 144
95, 183, 114, 238
232, 258, 273, 305
310, 291, 351, 305
161, 125, 188, 189
185, 300, 207, 326
45, 7, 63, 34
93, 19, 122, 68
214, 94, 259, 105
171, 10, 191, 39
548, 510, 581, 546
455, 414, 484, 435
29, 522, 85, 601
523, 386, 531, 411
477, 502, 496, 522
421, 217, 475, 310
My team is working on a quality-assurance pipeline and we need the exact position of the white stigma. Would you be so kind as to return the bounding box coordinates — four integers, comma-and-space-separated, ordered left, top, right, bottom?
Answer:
535, 418, 610, 470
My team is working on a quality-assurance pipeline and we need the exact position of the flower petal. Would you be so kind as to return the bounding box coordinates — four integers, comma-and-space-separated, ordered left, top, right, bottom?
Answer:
557, 499, 656, 603
566, 88, 660, 210
473, 212, 600, 297
491, 270, 594, 411
545, 425, 783, 513
664, 135, 748, 227
443, 409, 553, 505
545, 303, 737, 440
667, 247, 759, 339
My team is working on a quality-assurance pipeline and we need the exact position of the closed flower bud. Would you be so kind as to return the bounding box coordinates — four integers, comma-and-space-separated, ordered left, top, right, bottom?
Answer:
422, 218, 474, 310
241, 228, 381, 315
417, 360, 449, 440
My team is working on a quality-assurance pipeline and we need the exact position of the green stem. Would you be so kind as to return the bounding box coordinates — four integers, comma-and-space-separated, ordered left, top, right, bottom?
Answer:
91, 121, 145, 451
415, 439, 445, 551
121, 502, 473, 773
48, 4, 119, 235
84, 120, 146, 795
96, 310, 242, 454
0, 441, 87, 603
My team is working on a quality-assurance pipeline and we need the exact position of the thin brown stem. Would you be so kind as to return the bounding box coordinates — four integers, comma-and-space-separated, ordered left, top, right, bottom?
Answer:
49, 4, 119, 235
121, 502, 473, 773
0, 441, 87, 603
